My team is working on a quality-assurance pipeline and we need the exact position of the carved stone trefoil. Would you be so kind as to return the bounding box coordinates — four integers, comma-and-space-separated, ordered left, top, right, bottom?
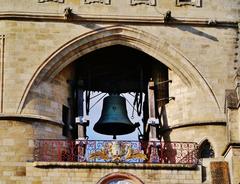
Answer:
84, 0, 110, 5
38, 0, 64, 3
130, 0, 156, 6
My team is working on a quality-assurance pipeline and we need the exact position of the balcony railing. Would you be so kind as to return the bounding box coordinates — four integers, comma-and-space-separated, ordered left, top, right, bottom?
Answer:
34, 139, 199, 165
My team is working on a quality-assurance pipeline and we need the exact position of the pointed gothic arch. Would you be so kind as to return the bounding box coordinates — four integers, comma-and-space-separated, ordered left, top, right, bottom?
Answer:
17, 25, 220, 113
198, 139, 215, 158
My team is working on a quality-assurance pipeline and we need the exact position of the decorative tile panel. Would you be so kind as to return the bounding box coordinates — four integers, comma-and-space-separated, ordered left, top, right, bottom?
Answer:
38, 0, 64, 3
84, 0, 110, 5
130, 0, 156, 6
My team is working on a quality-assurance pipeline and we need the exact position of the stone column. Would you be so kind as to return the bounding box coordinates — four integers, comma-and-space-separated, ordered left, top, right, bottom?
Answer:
75, 89, 89, 139
224, 25, 240, 183
146, 81, 159, 141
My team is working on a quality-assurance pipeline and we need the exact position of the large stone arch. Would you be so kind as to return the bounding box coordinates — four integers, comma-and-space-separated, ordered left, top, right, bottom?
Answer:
17, 25, 220, 113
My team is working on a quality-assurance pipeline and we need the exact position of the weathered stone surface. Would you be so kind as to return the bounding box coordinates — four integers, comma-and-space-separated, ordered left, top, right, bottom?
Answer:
225, 89, 238, 109
0, 0, 239, 183
22, 162, 202, 184
210, 161, 230, 184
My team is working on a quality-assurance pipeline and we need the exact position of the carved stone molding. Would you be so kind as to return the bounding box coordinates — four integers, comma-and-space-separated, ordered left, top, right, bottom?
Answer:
0, 35, 5, 113
130, 0, 156, 6
84, 0, 110, 5
38, 0, 64, 3
176, 0, 201, 7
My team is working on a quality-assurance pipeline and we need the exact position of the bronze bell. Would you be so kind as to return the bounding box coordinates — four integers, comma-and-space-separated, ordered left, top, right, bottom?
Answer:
94, 94, 137, 137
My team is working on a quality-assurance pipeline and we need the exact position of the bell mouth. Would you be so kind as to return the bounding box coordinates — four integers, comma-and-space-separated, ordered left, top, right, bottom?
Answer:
94, 122, 136, 136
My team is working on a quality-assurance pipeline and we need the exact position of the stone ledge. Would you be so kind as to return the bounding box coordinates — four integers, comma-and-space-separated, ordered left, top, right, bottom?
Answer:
222, 143, 240, 157
0, 11, 237, 27
29, 162, 199, 170
0, 114, 63, 126
161, 121, 226, 132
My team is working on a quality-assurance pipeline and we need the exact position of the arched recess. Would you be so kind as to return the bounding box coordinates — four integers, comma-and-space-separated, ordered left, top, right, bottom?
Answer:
198, 139, 215, 158
96, 172, 144, 184
17, 25, 220, 113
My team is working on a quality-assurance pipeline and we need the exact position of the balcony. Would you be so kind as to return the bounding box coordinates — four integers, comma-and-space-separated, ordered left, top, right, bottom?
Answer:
33, 139, 199, 166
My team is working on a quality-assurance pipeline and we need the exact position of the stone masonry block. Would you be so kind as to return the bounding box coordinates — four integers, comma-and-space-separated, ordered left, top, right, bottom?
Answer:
2, 139, 15, 146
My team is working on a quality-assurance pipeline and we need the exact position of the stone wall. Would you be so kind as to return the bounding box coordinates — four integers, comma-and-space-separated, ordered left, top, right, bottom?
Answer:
0, 0, 239, 183
0, 120, 32, 183
22, 163, 202, 184
22, 63, 75, 122
0, 0, 239, 20
230, 148, 240, 184
0, 20, 236, 127
0, 120, 65, 184
224, 146, 240, 184
226, 108, 240, 143
163, 125, 227, 157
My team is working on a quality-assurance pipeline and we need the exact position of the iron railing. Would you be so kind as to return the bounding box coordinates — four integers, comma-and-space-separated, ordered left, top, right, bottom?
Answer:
34, 139, 199, 165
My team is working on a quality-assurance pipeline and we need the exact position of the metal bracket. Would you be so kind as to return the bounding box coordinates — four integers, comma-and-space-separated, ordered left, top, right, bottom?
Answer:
75, 116, 90, 125
156, 80, 172, 85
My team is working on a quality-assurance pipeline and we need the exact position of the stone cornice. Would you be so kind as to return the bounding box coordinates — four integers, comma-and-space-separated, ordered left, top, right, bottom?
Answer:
161, 121, 226, 132
30, 161, 199, 170
0, 11, 237, 27
222, 143, 240, 156
0, 113, 63, 126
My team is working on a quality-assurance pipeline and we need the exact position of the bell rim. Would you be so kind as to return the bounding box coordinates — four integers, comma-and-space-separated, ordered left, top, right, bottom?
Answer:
93, 122, 136, 136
